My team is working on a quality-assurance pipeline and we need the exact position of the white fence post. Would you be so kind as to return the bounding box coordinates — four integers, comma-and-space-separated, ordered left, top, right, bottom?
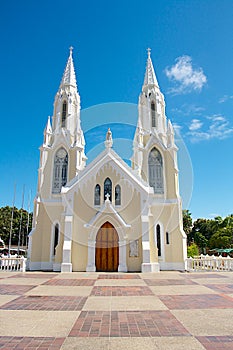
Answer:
185, 254, 233, 272
20, 257, 26, 272
0, 257, 27, 272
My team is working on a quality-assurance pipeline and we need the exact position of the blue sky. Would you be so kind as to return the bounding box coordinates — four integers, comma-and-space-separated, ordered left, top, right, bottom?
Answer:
0, 0, 233, 220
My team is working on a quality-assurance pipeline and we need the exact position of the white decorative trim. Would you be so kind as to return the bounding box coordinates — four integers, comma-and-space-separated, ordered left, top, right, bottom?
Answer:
85, 199, 131, 231
141, 216, 149, 223
64, 147, 153, 195
53, 263, 61, 271
86, 240, 96, 272
118, 263, 128, 272
159, 261, 185, 271
86, 218, 128, 273
61, 263, 72, 272
28, 261, 53, 271
142, 241, 150, 250
28, 262, 42, 271
141, 262, 160, 273
65, 215, 73, 222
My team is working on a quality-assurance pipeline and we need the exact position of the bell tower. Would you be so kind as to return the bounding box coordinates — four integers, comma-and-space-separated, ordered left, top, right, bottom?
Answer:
132, 49, 177, 195
37, 47, 86, 198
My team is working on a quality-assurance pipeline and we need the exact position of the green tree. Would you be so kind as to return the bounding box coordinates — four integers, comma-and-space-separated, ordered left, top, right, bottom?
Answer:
187, 243, 199, 257
191, 218, 215, 242
0, 206, 32, 247
182, 209, 192, 236
209, 227, 232, 249
194, 232, 208, 253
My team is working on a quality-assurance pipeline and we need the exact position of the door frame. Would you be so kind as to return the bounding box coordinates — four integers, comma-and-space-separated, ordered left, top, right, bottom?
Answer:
95, 222, 119, 272
86, 216, 127, 272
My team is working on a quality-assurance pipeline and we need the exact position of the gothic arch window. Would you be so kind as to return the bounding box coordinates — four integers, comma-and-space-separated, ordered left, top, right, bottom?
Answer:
156, 224, 161, 256
115, 184, 121, 205
53, 224, 59, 256
94, 184, 101, 206
52, 148, 68, 193
148, 147, 164, 194
151, 101, 156, 127
61, 101, 67, 127
104, 178, 112, 202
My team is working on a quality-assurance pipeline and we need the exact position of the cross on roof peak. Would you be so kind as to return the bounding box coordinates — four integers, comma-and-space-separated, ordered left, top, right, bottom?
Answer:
105, 193, 110, 201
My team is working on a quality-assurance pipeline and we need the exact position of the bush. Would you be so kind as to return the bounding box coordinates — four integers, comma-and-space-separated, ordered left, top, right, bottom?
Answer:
187, 243, 199, 257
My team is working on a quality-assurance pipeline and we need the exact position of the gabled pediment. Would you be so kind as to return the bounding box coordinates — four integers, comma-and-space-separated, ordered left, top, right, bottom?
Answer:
52, 129, 72, 150
62, 147, 153, 195
84, 198, 131, 229
145, 133, 167, 152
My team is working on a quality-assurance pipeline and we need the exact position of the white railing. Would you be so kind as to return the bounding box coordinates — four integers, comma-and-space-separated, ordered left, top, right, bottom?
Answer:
0, 257, 27, 272
186, 254, 233, 272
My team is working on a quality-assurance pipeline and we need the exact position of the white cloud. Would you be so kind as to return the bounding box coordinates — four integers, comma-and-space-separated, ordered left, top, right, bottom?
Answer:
207, 115, 225, 122
173, 123, 182, 135
165, 56, 207, 94
219, 95, 233, 103
189, 119, 203, 131
187, 115, 233, 142
171, 104, 205, 116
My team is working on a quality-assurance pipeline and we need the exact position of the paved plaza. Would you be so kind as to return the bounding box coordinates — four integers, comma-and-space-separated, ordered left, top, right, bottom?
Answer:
0, 271, 233, 349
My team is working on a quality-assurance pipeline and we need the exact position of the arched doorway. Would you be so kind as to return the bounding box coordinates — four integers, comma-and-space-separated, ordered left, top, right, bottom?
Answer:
95, 222, 119, 272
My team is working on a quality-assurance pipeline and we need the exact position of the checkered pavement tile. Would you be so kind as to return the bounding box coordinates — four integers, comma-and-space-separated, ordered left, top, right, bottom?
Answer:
159, 294, 233, 309
98, 274, 141, 279
144, 278, 197, 286
43, 278, 96, 286
0, 295, 87, 311
0, 336, 65, 349
204, 284, 233, 294
196, 336, 233, 350
183, 273, 227, 279
69, 310, 190, 337
0, 271, 232, 350
0, 284, 35, 295
91, 286, 153, 296
8, 273, 58, 279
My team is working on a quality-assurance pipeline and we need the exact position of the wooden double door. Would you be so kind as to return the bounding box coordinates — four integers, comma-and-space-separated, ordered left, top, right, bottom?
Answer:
95, 222, 119, 272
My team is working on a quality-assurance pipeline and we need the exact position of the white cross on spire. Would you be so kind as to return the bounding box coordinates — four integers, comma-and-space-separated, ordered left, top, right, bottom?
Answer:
105, 193, 110, 201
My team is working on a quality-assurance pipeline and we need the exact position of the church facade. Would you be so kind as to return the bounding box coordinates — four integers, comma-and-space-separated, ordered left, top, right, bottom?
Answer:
28, 48, 187, 273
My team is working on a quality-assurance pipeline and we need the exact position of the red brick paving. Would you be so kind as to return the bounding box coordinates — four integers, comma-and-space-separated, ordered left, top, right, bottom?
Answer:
204, 284, 233, 294
69, 310, 190, 337
1, 272, 233, 349
43, 278, 96, 286
0, 336, 65, 349
159, 294, 233, 309
91, 286, 153, 296
196, 336, 233, 350
98, 274, 141, 279
0, 295, 87, 311
144, 278, 197, 286
8, 273, 58, 279
183, 273, 227, 279
0, 285, 35, 295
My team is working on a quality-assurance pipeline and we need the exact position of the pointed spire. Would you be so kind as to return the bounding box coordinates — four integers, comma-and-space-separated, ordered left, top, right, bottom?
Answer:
43, 116, 52, 146
167, 120, 174, 135
143, 48, 159, 88
60, 47, 77, 88
45, 116, 52, 134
